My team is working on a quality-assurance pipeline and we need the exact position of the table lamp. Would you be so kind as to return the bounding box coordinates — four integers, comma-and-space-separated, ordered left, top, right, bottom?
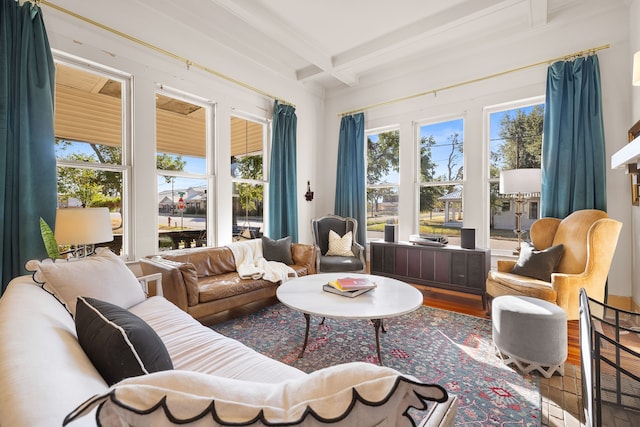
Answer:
499, 168, 542, 254
55, 207, 114, 258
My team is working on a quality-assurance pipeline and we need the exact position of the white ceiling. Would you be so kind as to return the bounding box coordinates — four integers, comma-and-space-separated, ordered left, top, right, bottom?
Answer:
47, 0, 617, 93
140, 0, 551, 90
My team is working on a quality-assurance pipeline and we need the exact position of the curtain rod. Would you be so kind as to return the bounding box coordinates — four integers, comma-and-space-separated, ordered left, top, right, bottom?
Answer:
40, 1, 295, 108
338, 44, 610, 117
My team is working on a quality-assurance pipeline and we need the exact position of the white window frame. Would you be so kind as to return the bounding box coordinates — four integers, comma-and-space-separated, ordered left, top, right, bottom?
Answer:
484, 95, 544, 255
53, 52, 133, 256
414, 114, 465, 235
365, 125, 400, 241
230, 113, 270, 237
155, 85, 215, 249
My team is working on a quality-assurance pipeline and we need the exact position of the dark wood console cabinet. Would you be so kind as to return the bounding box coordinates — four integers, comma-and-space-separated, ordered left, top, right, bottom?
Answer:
369, 241, 490, 308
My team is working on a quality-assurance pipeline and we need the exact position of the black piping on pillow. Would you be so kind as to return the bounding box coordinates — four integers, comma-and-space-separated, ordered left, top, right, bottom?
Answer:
75, 296, 173, 386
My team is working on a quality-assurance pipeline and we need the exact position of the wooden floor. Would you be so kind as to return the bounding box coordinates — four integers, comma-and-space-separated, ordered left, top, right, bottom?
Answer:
416, 285, 581, 366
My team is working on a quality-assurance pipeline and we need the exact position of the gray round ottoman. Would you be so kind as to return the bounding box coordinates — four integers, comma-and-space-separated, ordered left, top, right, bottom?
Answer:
492, 295, 567, 378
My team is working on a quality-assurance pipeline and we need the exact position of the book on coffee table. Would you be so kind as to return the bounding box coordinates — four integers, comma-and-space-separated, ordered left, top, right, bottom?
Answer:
323, 277, 377, 298
322, 283, 374, 298
332, 277, 377, 290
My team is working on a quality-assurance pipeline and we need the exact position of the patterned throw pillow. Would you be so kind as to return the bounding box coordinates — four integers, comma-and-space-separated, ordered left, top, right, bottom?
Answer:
326, 230, 355, 257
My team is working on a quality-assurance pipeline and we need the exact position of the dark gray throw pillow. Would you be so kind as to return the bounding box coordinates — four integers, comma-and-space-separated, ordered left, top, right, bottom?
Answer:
262, 236, 293, 265
75, 296, 173, 386
511, 242, 564, 282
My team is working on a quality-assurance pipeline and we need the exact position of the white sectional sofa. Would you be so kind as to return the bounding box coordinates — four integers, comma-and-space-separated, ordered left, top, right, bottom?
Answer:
0, 250, 457, 426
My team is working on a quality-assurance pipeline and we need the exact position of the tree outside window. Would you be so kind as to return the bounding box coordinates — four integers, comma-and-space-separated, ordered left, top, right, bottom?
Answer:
156, 91, 209, 251
230, 117, 266, 240
488, 102, 544, 251
418, 118, 464, 243
54, 60, 129, 256
366, 130, 399, 240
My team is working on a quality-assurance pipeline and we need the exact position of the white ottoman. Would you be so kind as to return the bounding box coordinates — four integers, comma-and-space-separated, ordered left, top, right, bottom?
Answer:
492, 295, 567, 378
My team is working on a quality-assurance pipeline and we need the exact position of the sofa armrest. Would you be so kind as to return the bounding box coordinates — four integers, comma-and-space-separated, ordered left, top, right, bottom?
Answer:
136, 272, 163, 297
139, 258, 190, 311
291, 243, 317, 275
351, 241, 366, 265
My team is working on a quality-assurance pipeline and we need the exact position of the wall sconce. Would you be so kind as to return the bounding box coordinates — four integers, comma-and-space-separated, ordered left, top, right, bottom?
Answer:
305, 180, 314, 201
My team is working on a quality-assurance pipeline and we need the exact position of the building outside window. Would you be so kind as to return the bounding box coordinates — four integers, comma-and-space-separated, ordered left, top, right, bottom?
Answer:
366, 128, 399, 240
53, 59, 130, 256
417, 118, 464, 244
230, 116, 268, 240
156, 89, 212, 251
529, 201, 539, 220
487, 97, 544, 252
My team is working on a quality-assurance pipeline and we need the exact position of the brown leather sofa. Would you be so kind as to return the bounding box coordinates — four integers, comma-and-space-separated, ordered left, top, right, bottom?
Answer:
486, 209, 622, 320
139, 243, 316, 323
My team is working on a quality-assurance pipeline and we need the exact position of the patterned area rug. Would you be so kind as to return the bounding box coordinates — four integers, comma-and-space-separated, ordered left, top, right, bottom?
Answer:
213, 303, 541, 426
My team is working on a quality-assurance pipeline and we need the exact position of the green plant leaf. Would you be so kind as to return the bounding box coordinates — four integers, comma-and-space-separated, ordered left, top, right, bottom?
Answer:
40, 217, 61, 259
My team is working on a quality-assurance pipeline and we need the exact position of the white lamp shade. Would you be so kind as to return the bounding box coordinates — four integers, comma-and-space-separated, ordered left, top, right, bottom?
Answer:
55, 207, 114, 245
633, 51, 640, 86
499, 168, 542, 194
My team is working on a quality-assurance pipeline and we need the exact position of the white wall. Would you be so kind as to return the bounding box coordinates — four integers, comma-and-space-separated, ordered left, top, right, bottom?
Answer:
41, 3, 323, 259
320, 2, 633, 298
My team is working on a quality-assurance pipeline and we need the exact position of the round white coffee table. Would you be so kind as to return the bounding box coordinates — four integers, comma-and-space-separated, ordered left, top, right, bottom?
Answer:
276, 273, 423, 364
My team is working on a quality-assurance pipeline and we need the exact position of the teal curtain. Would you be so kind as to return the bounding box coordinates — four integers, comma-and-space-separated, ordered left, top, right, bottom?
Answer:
541, 55, 606, 218
1, 0, 57, 292
335, 113, 366, 247
268, 101, 298, 241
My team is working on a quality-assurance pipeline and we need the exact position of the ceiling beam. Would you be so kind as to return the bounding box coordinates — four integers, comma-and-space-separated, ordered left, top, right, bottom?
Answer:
298, 0, 521, 85
210, 0, 359, 87
529, 0, 548, 27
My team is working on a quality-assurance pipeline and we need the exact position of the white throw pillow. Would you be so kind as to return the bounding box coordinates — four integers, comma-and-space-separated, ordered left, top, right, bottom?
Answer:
65, 362, 448, 426
30, 248, 146, 317
326, 230, 355, 257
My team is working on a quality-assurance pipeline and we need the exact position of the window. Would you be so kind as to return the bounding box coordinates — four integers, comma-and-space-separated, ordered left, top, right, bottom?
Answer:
54, 59, 130, 256
156, 89, 211, 251
231, 116, 268, 240
529, 201, 539, 220
417, 118, 464, 243
487, 98, 544, 252
366, 129, 399, 240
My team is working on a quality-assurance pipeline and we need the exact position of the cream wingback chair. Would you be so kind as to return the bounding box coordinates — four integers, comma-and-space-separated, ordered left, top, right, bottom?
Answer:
486, 209, 622, 320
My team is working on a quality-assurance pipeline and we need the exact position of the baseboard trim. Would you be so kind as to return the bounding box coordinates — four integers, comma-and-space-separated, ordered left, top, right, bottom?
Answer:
607, 294, 636, 312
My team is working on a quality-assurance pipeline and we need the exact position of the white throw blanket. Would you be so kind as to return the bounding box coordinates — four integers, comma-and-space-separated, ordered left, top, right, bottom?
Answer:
226, 239, 296, 283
